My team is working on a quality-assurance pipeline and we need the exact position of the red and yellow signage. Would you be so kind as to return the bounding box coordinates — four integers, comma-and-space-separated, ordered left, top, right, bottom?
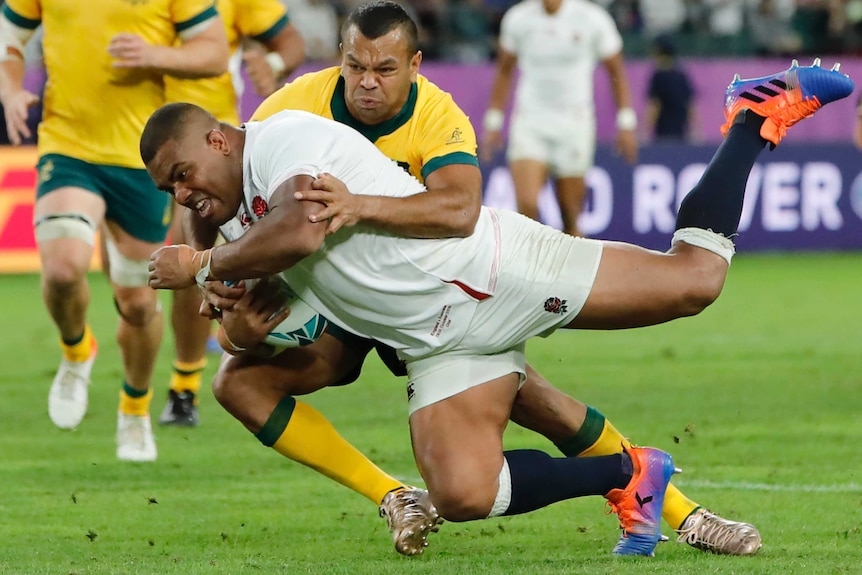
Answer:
0, 146, 40, 273
0, 146, 105, 274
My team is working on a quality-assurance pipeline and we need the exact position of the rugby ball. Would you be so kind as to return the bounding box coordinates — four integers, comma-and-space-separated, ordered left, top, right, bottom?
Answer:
235, 277, 329, 353
263, 292, 329, 351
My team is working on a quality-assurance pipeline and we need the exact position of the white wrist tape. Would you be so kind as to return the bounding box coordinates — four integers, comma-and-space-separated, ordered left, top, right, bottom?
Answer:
194, 249, 213, 287
265, 51, 286, 76
616, 107, 637, 131
483, 108, 504, 132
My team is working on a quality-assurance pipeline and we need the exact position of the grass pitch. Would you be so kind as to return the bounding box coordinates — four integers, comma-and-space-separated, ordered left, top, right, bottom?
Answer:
0, 253, 860, 574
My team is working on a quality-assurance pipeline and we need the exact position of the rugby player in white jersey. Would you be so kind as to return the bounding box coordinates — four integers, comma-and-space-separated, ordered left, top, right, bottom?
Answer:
142, 60, 853, 554
482, 0, 638, 237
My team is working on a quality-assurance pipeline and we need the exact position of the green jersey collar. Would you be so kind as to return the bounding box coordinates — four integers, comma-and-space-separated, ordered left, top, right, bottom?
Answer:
331, 76, 418, 142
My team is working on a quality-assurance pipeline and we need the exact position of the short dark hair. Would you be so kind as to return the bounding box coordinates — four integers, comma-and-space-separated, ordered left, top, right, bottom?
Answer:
140, 102, 214, 166
341, 1, 419, 55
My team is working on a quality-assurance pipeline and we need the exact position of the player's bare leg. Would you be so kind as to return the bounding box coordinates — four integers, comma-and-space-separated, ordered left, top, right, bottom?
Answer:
105, 223, 163, 462
213, 334, 440, 556
553, 175, 587, 237
509, 158, 548, 224
35, 187, 104, 430
409, 372, 675, 555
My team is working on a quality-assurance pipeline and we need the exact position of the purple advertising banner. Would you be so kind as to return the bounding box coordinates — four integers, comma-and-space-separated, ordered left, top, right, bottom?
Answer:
236, 58, 862, 253
241, 57, 862, 145
482, 143, 862, 252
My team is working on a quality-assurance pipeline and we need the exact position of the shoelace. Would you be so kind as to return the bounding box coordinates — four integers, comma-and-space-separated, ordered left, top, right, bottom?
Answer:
677, 511, 745, 551
380, 492, 431, 530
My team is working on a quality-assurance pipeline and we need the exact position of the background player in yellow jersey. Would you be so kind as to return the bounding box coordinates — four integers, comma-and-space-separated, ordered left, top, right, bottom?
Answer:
0, 0, 229, 461
187, 1, 760, 556
160, 0, 305, 428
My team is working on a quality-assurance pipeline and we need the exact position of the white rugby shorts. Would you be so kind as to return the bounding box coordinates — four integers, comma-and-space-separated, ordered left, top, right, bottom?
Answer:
405, 210, 603, 414
506, 107, 596, 178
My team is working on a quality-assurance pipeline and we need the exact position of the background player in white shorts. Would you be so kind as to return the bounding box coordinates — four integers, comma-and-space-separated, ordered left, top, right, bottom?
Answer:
481, 0, 638, 237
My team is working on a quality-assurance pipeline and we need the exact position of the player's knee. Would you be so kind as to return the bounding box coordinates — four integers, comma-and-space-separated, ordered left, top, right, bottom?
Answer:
41, 258, 87, 293
431, 486, 495, 522
113, 289, 160, 327
211, 367, 234, 407
675, 260, 726, 316
423, 467, 498, 522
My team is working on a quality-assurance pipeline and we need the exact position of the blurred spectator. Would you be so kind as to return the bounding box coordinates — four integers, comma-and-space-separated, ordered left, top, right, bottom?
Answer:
442, 0, 494, 62
792, 0, 845, 54
638, 0, 687, 35
748, 0, 802, 56
646, 34, 696, 143
284, 0, 340, 61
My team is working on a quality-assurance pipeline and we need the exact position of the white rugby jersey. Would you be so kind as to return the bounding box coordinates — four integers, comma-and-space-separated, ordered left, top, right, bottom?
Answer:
221, 110, 502, 360
500, 0, 622, 114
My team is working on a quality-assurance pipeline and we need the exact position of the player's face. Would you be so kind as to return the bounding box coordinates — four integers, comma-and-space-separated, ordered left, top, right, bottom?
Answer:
340, 24, 421, 125
146, 131, 241, 227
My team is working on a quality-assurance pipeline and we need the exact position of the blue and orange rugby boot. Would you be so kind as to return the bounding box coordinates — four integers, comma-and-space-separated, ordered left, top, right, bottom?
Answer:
721, 58, 854, 148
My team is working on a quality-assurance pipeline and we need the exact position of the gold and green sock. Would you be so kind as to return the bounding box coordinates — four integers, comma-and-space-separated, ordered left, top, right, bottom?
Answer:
555, 405, 699, 530
61, 325, 95, 362
119, 382, 153, 416
256, 396, 404, 504
169, 358, 207, 399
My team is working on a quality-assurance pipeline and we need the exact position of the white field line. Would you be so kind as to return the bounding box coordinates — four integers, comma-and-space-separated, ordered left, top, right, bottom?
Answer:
673, 479, 862, 493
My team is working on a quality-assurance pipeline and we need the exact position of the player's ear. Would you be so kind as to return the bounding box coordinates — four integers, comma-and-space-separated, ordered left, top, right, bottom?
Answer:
409, 50, 422, 80
206, 129, 230, 154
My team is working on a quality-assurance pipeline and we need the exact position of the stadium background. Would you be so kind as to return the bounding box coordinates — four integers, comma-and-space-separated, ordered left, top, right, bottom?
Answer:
1, 55, 860, 272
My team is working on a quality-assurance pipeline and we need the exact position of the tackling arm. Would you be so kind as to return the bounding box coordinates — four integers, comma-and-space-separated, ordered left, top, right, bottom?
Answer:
348, 163, 482, 238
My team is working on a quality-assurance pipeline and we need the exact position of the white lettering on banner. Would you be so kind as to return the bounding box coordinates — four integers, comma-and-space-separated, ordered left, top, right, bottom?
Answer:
762, 162, 800, 231
759, 162, 843, 232
850, 171, 862, 222
633, 165, 676, 233
800, 162, 842, 231
485, 159, 846, 237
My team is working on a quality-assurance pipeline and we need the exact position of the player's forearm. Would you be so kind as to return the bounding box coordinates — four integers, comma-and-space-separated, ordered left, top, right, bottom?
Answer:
151, 40, 228, 79
269, 26, 305, 78
0, 59, 25, 103
359, 191, 479, 238
209, 205, 324, 281
487, 59, 514, 115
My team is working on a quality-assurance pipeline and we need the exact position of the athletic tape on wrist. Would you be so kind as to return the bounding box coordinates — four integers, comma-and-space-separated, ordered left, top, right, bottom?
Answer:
483, 108, 505, 132
194, 249, 212, 287
265, 51, 286, 76
616, 107, 637, 131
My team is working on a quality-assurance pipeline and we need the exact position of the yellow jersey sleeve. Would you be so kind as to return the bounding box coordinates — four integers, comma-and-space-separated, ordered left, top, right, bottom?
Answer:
411, 76, 478, 181
8, 0, 219, 168
165, 0, 287, 124
233, 0, 289, 41
252, 67, 341, 121
373, 75, 478, 183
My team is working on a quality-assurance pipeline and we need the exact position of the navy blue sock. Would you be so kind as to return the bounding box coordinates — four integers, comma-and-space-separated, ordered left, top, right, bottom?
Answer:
501, 450, 632, 516
675, 110, 767, 237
